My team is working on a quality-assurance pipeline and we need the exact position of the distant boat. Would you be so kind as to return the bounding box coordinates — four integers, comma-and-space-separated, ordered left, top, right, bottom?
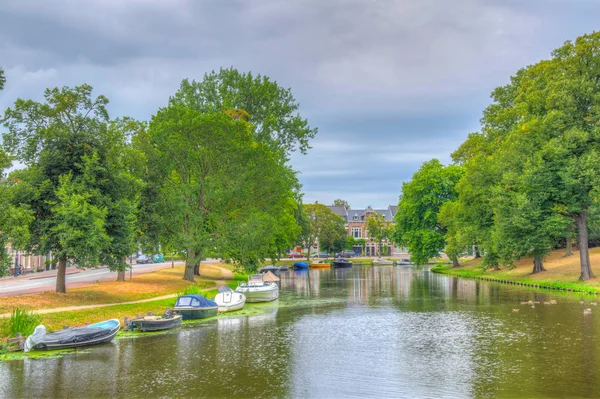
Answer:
310, 261, 331, 268
372, 258, 393, 266
258, 264, 289, 273
293, 261, 309, 269
214, 285, 246, 312
129, 314, 182, 332
235, 274, 279, 303
24, 319, 120, 352
332, 258, 353, 268
396, 258, 413, 265
173, 294, 218, 320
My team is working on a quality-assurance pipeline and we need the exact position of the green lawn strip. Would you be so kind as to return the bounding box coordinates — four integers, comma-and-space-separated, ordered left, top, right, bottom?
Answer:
431, 265, 600, 294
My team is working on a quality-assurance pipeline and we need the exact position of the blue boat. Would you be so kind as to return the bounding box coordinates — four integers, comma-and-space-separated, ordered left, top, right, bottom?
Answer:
173, 294, 218, 320
293, 261, 309, 269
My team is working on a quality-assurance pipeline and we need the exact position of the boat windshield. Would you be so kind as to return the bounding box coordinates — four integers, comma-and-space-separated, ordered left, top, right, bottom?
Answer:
176, 297, 191, 306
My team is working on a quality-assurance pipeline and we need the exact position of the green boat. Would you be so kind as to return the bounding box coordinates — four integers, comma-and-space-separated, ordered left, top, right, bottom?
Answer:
173, 294, 218, 320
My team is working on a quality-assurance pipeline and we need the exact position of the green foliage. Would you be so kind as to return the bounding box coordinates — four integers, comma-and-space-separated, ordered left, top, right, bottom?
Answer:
2, 308, 42, 337
365, 213, 392, 257
298, 203, 346, 260
179, 284, 206, 296
169, 67, 317, 155
0, 67, 5, 91
333, 199, 350, 210
393, 159, 463, 265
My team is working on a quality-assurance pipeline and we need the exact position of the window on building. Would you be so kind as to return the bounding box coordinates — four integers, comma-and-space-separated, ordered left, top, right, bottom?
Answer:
352, 227, 362, 239
353, 214, 358, 220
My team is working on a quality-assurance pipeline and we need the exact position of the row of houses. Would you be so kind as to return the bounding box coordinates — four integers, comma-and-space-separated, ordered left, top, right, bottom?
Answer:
327, 204, 407, 257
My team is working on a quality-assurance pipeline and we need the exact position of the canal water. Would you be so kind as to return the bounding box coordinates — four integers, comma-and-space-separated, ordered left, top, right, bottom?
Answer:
1, 265, 600, 398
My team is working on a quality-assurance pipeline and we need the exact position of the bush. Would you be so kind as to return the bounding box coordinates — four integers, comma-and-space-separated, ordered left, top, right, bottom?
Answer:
179, 284, 205, 296
3, 308, 42, 337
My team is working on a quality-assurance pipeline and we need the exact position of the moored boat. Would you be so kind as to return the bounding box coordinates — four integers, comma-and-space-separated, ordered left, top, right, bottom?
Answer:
129, 313, 182, 332
310, 261, 331, 268
258, 264, 289, 273
235, 274, 279, 303
332, 258, 353, 268
215, 285, 246, 312
293, 261, 309, 269
372, 258, 394, 266
173, 294, 218, 320
24, 319, 120, 352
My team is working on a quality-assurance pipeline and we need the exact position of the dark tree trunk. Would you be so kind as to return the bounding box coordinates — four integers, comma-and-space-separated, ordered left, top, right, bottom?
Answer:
194, 248, 203, 276
564, 236, 573, 257
171, 254, 175, 268
183, 248, 195, 282
452, 256, 460, 268
56, 257, 67, 293
117, 271, 126, 281
474, 246, 481, 258
531, 257, 546, 274
575, 211, 595, 281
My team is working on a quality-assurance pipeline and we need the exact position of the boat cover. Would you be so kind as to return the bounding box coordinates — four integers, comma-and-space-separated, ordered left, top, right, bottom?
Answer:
218, 285, 234, 293
47, 326, 112, 344
175, 294, 217, 308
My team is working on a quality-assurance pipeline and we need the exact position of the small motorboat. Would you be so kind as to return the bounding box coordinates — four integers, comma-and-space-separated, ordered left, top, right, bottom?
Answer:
310, 261, 331, 268
24, 319, 120, 352
258, 264, 289, 273
215, 285, 246, 312
372, 258, 394, 266
293, 261, 309, 269
173, 294, 218, 320
332, 258, 353, 268
396, 258, 413, 265
129, 310, 182, 332
235, 274, 279, 303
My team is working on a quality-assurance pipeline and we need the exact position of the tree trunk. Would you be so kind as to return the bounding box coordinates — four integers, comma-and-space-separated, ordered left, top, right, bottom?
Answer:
116, 271, 126, 281
194, 249, 203, 276
532, 257, 546, 274
56, 257, 67, 294
306, 245, 312, 261
452, 256, 460, 268
171, 254, 174, 268
575, 211, 595, 281
183, 248, 195, 282
564, 236, 573, 257
474, 246, 481, 258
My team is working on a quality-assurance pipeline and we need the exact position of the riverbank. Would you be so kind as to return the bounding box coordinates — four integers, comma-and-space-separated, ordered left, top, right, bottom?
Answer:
432, 247, 600, 294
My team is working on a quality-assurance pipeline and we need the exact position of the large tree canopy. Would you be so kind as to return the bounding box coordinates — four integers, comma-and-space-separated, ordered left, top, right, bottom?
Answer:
298, 203, 346, 261
169, 67, 317, 156
393, 159, 463, 266
2, 85, 143, 292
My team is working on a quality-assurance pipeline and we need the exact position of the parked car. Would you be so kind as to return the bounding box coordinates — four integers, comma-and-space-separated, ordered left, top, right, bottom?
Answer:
288, 252, 304, 259
152, 253, 165, 263
311, 252, 330, 258
136, 254, 152, 264
340, 250, 356, 258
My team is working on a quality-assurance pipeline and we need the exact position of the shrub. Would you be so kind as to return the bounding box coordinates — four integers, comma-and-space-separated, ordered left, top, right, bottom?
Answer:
3, 308, 42, 337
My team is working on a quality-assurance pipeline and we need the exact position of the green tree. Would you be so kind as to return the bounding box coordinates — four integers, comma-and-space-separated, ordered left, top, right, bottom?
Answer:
2, 85, 143, 292
0, 67, 5, 90
169, 67, 317, 156
298, 203, 345, 261
333, 199, 350, 210
365, 213, 392, 257
393, 159, 463, 266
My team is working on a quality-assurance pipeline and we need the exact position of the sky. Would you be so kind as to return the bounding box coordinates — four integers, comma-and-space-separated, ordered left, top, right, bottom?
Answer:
1, 0, 599, 209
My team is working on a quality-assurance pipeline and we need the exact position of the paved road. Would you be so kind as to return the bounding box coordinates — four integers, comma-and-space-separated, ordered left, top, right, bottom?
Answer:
0, 261, 185, 297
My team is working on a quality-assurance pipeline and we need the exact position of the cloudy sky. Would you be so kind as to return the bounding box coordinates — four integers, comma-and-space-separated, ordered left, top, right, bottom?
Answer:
1, 0, 598, 209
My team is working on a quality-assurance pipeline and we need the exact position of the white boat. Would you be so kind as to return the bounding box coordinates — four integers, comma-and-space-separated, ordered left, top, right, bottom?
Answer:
372, 258, 394, 265
235, 274, 279, 303
215, 285, 246, 312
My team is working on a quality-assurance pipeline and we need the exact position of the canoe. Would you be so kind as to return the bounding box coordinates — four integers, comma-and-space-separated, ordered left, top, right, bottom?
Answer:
235, 274, 279, 303
332, 258, 353, 268
129, 314, 182, 332
24, 319, 120, 351
173, 294, 218, 320
372, 258, 394, 266
310, 261, 330, 268
215, 286, 246, 312
293, 261, 309, 269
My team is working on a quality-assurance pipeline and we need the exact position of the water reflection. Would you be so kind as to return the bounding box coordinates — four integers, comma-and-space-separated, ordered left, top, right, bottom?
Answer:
1, 265, 600, 398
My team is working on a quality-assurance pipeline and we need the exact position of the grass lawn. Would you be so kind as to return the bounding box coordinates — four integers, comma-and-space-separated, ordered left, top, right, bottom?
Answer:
432, 247, 600, 294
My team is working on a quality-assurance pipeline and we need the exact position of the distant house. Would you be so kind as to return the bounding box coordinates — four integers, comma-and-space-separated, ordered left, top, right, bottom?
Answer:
327, 205, 407, 256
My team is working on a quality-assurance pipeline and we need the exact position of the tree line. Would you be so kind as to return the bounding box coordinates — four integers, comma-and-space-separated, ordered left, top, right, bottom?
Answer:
393, 31, 600, 281
0, 67, 329, 292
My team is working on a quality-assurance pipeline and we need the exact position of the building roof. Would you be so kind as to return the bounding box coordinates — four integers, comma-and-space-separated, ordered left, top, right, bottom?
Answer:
330, 205, 396, 223
328, 205, 348, 218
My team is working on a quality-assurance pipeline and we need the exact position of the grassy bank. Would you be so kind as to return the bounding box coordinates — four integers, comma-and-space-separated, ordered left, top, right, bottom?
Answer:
432, 247, 600, 294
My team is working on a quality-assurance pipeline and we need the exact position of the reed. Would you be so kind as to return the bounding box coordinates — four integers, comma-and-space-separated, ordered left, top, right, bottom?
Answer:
3, 308, 42, 337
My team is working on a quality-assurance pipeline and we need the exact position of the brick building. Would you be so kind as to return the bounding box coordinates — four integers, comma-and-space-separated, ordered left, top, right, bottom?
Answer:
327, 205, 407, 257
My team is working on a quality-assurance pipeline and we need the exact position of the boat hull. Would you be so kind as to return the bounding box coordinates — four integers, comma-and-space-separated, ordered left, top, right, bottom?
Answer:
174, 307, 218, 320
372, 260, 394, 266
215, 292, 246, 312
293, 262, 309, 269
33, 319, 120, 351
235, 284, 279, 303
310, 262, 330, 268
131, 315, 182, 332
333, 261, 353, 268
